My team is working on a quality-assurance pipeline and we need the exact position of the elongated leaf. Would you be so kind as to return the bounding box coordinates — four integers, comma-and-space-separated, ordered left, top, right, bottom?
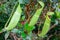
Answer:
24, 1, 44, 32
5, 4, 22, 31
38, 12, 53, 37
29, 8, 42, 26
29, 1, 44, 26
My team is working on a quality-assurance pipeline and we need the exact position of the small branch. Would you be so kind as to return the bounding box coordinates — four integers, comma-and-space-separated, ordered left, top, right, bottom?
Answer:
47, 34, 53, 40
50, 24, 57, 30
10, 33, 18, 40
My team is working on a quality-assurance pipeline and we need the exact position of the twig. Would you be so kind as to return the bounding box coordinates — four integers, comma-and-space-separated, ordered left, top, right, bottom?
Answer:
50, 24, 57, 30
47, 34, 53, 40
10, 33, 18, 40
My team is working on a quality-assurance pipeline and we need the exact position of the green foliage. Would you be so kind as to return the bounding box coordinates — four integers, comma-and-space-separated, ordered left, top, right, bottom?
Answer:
5, 4, 22, 31
55, 10, 60, 18
38, 13, 51, 37
25, 1, 44, 32
0, 0, 60, 40
0, 0, 17, 30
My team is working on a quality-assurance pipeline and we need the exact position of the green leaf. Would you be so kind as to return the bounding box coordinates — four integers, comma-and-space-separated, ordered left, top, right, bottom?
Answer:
17, 23, 22, 28
55, 10, 60, 18
29, 1, 44, 26
38, 12, 51, 37
21, 31, 26, 38
38, 1, 44, 8
47, 12, 54, 16
24, 22, 29, 30
24, 22, 35, 32
21, 16, 25, 21
24, 1, 44, 33
5, 4, 22, 31
26, 1, 44, 32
